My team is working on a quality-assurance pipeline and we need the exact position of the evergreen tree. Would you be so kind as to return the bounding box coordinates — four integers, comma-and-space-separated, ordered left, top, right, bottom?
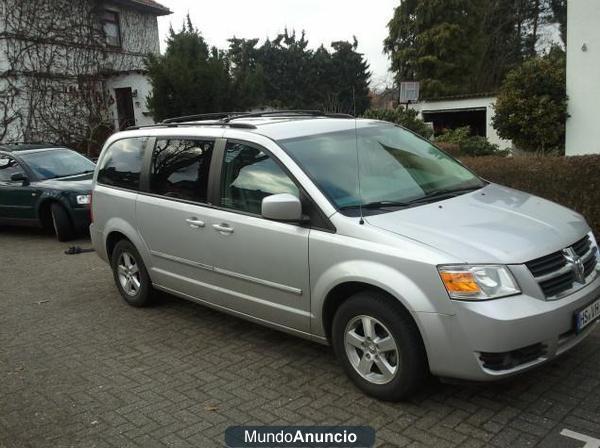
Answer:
384, 0, 486, 98
228, 37, 266, 110
384, 0, 558, 98
327, 38, 371, 114
146, 20, 372, 118
226, 32, 372, 114
145, 16, 232, 121
549, 0, 567, 45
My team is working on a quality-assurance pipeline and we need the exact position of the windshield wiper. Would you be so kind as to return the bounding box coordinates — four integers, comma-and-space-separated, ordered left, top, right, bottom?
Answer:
339, 185, 484, 211
407, 185, 484, 205
340, 200, 410, 211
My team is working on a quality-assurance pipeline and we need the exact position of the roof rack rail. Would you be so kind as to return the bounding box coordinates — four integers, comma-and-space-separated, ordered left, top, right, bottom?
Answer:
160, 110, 355, 125
125, 122, 257, 131
221, 110, 354, 122
126, 109, 354, 131
162, 112, 246, 124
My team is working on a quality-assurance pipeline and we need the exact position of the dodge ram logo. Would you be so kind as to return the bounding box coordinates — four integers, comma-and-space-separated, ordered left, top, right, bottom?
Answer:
563, 247, 586, 284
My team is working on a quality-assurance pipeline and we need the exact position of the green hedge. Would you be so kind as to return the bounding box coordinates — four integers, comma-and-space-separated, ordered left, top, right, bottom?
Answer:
461, 155, 600, 237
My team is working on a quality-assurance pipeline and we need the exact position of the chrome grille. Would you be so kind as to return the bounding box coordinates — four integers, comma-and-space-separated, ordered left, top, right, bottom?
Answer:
526, 235, 598, 299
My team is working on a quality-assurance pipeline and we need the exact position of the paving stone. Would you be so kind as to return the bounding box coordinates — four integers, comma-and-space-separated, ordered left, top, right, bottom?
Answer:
1, 228, 600, 447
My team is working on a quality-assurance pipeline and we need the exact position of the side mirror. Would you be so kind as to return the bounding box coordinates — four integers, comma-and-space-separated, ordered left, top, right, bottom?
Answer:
11, 172, 29, 186
261, 193, 303, 222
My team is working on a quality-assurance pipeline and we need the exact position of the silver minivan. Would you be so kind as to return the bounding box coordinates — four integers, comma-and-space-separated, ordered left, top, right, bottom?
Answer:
91, 111, 600, 400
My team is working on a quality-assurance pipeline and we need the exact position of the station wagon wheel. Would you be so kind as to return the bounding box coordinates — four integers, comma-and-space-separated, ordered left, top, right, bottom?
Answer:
332, 291, 428, 401
110, 239, 155, 307
50, 203, 75, 242
117, 252, 141, 296
344, 315, 399, 385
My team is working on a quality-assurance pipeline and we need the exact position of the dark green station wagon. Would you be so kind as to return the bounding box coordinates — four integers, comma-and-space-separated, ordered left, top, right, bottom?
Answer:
0, 144, 95, 241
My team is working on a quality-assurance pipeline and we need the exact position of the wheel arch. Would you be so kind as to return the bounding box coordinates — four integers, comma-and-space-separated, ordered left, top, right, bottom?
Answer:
101, 217, 152, 270
37, 195, 72, 229
321, 281, 417, 343
106, 230, 130, 260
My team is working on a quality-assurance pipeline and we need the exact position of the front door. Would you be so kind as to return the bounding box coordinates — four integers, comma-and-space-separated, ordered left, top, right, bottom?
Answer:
208, 141, 311, 333
0, 155, 37, 222
115, 87, 135, 130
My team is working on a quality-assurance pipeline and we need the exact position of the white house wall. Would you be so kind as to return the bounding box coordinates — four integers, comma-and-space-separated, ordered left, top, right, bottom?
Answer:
106, 73, 155, 129
409, 96, 512, 149
0, 0, 163, 143
566, 0, 600, 155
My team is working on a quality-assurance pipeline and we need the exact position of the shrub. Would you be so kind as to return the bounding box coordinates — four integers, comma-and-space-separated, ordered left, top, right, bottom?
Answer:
460, 136, 505, 157
492, 47, 567, 154
461, 155, 600, 237
436, 126, 505, 157
435, 126, 471, 146
363, 107, 433, 139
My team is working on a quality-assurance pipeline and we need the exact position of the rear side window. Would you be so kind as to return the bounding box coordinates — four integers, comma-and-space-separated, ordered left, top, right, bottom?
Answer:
97, 138, 145, 190
150, 139, 214, 203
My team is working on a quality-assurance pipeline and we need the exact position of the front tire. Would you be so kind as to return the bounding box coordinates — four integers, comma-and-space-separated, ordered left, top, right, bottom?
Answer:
332, 291, 428, 401
51, 203, 75, 242
110, 240, 154, 307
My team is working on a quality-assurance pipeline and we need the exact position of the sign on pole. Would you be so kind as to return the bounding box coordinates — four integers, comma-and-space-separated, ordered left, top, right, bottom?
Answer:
399, 81, 420, 104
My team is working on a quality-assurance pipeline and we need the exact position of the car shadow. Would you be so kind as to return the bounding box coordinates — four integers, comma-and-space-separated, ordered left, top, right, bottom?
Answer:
0, 224, 91, 243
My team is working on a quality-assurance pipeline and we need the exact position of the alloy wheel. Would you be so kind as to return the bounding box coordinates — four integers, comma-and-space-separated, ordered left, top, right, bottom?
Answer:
117, 251, 141, 296
344, 315, 400, 385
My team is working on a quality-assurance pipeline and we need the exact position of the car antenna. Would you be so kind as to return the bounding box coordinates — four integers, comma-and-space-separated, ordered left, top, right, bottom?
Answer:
354, 117, 364, 225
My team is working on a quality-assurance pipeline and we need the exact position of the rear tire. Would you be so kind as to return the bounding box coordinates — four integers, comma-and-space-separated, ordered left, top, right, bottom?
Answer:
51, 203, 74, 242
332, 291, 428, 401
110, 239, 154, 307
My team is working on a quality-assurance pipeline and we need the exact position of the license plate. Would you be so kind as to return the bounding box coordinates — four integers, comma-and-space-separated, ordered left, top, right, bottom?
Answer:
575, 298, 600, 333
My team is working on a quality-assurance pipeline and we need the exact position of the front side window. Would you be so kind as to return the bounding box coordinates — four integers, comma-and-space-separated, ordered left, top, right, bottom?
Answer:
102, 10, 121, 47
0, 156, 22, 182
220, 142, 299, 215
97, 138, 145, 190
150, 139, 214, 203
279, 123, 484, 213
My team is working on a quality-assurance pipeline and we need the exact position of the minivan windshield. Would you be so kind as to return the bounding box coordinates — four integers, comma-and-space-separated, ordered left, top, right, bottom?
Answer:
279, 123, 484, 214
20, 149, 96, 180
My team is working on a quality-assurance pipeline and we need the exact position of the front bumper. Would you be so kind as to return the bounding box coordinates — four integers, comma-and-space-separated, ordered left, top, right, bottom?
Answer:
419, 273, 600, 381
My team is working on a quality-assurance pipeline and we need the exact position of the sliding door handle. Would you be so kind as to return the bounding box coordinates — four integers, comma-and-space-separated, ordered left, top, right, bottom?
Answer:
186, 218, 205, 229
213, 223, 234, 234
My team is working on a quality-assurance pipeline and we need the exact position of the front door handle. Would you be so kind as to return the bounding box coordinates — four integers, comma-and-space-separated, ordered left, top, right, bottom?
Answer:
186, 217, 205, 229
213, 223, 234, 234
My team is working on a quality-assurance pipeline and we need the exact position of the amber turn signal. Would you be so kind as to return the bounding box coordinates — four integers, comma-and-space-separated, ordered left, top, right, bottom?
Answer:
439, 271, 480, 295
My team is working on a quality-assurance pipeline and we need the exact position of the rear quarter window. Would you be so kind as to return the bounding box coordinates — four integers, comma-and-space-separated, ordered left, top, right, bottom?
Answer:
97, 138, 146, 190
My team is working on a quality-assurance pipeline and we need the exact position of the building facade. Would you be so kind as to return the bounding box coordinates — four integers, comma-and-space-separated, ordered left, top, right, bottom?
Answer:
565, 0, 600, 155
0, 0, 170, 151
409, 95, 512, 149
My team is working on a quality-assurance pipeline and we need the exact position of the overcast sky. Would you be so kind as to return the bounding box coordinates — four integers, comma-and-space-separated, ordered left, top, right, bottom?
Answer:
156, 0, 399, 88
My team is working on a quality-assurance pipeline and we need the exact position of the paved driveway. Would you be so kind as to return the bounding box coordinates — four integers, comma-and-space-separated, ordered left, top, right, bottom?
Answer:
1, 227, 600, 448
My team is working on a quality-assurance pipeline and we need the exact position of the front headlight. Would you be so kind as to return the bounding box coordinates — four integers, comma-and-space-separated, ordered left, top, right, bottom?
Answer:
76, 194, 91, 205
438, 265, 521, 300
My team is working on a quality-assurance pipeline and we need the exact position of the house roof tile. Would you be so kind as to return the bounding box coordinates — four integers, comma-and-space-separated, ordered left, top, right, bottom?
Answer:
118, 0, 172, 16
